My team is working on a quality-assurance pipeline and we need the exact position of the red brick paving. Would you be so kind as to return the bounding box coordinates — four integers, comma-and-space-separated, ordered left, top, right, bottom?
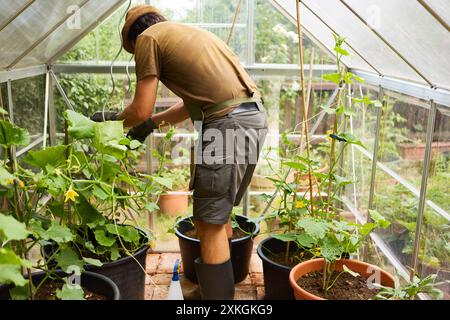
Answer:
145, 249, 265, 300
145, 253, 161, 275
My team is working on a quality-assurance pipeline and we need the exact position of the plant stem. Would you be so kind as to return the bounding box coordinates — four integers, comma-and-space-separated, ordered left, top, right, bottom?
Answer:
322, 261, 328, 291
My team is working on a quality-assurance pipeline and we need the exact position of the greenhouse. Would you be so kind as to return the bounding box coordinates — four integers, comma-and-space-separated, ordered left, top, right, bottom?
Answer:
0, 0, 449, 303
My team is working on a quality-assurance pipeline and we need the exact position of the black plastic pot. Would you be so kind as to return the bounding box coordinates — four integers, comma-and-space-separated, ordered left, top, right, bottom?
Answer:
257, 236, 297, 300
0, 270, 120, 300
174, 215, 259, 284
43, 226, 150, 300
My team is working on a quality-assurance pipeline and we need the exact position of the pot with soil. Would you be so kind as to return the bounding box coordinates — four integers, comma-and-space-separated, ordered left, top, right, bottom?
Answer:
174, 215, 259, 283
0, 270, 120, 300
43, 226, 150, 300
289, 258, 395, 300
257, 236, 313, 300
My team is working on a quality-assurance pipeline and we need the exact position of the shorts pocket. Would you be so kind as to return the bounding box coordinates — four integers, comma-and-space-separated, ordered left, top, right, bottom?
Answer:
193, 163, 233, 198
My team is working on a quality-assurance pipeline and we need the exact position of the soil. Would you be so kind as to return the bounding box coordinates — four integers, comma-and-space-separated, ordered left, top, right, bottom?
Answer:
184, 228, 249, 240
34, 281, 107, 300
267, 250, 314, 268
296, 270, 379, 300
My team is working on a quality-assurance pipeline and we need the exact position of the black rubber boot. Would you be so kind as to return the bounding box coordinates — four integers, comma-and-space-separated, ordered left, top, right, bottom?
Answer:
194, 258, 235, 300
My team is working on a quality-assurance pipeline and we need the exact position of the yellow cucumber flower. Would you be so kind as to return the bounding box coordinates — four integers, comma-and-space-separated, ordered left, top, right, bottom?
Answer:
295, 200, 306, 209
64, 187, 79, 203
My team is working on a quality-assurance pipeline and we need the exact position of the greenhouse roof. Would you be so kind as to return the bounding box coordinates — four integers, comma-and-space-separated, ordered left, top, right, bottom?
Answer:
0, 0, 449, 93
0, 0, 126, 70
273, 0, 450, 90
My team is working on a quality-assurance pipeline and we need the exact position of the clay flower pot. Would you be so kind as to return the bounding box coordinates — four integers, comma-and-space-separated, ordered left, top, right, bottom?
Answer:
295, 166, 328, 193
250, 174, 276, 190
157, 189, 189, 217
289, 258, 395, 300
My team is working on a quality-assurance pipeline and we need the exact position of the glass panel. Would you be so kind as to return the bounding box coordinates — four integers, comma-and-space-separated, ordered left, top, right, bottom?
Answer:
272, 0, 374, 72
145, 135, 192, 251
53, 72, 136, 133
302, 0, 424, 84
152, 0, 249, 62
417, 202, 450, 300
343, 84, 379, 213
346, 0, 450, 89
418, 105, 450, 299
0, 0, 86, 69
17, 0, 124, 68
374, 175, 418, 271
255, 0, 333, 65
377, 90, 429, 190
0, 0, 29, 28
0, 75, 46, 147
418, 204, 450, 299
59, 0, 248, 64
428, 105, 450, 213
423, 0, 450, 26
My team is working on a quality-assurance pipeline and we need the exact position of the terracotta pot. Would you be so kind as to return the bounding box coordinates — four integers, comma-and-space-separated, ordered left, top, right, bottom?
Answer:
250, 174, 275, 190
157, 190, 189, 217
339, 210, 356, 223
295, 166, 328, 193
289, 258, 395, 300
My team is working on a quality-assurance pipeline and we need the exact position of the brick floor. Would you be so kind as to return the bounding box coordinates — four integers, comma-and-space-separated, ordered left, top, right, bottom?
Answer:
145, 248, 265, 300
157, 253, 183, 274
146, 253, 161, 275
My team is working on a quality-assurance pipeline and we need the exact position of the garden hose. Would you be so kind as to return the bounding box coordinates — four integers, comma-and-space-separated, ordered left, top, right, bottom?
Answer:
100, 0, 132, 121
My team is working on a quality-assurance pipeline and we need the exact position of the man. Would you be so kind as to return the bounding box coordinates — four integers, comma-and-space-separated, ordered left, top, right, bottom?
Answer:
91, 5, 267, 300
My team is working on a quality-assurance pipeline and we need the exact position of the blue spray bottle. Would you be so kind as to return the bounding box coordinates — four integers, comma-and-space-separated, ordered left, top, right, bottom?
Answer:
167, 258, 183, 300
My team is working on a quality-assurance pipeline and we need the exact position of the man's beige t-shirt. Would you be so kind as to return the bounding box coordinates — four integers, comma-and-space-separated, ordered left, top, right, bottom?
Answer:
134, 21, 259, 121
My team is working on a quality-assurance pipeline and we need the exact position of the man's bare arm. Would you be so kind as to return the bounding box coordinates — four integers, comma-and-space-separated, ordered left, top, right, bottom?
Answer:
151, 100, 190, 126
117, 76, 159, 127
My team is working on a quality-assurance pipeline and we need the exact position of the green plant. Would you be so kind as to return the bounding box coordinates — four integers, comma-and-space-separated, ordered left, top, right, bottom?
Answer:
0, 109, 81, 299
0, 109, 165, 300
158, 167, 189, 191
374, 273, 447, 300
260, 36, 391, 295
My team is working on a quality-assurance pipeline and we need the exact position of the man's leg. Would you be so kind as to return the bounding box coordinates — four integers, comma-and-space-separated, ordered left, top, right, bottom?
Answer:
194, 219, 235, 300
195, 220, 230, 263
226, 217, 233, 239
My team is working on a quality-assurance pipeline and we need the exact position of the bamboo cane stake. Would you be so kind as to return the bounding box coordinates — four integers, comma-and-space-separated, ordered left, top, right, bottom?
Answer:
295, 0, 314, 214
226, 0, 244, 46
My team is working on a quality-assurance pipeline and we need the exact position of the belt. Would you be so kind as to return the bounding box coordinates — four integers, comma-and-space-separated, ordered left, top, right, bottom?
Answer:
229, 102, 261, 115
185, 96, 263, 122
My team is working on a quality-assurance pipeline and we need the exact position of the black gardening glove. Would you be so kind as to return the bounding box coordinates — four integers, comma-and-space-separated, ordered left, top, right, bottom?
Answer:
127, 117, 157, 143
90, 111, 120, 122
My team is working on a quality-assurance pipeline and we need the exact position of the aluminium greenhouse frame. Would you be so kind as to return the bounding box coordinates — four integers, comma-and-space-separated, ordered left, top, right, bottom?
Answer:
0, 0, 449, 293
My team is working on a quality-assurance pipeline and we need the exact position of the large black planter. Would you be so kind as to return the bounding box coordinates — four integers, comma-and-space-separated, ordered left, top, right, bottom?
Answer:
175, 215, 259, 284
0, 270, 120, 300
257, 237, 297, 300
43, 226, 150, 300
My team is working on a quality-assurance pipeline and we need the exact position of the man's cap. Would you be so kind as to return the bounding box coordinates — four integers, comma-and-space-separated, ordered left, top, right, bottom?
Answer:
121, 5, 163, 54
